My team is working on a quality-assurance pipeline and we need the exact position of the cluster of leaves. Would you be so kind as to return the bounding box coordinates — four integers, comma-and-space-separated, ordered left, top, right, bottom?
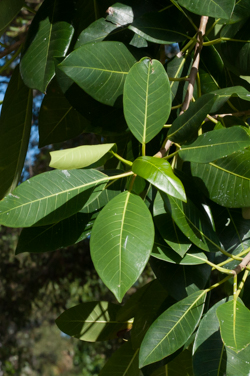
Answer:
2, 0, 250, 375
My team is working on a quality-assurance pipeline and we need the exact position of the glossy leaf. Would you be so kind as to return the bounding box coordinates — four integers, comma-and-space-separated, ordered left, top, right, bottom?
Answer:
50, 144, 117, 169
179, 126, 250, 163
229, 0, 250, 23
0, 169, 108, 227
191, 150, 250, 208
15, 211, 96, 254
0, 66, 32, 200
58, 41, 136, 106
106, 3, 134, 26
38, 79, 91, 147
210, 86, 250, 113
131, 280, 168, 349
154, 214, 191, 257
152, 235, 207, 265
56, 301, 133, 342
90, 191, 154, 302
139, 290, 206, 368
132, 157, 186, 201
20, 0, 74, 92
100, 341, 139, 376
168, 94, 216, 144
74, 18, 118, 49
151, 349, 193, 376
150, 256, 210, 300
0, 0, 25, 37
161, 193, 222, 252
193, 298, 229, 376
226, 346, 250, 376
217, 299, 250, 352
167, 56, 187, 100
124, 58, 171, 144
129, 11, 188, 44
177, 0, 235, 19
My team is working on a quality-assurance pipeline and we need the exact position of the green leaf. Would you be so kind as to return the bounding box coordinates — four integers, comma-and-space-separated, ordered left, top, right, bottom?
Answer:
100, 341, 139, 376
177, 0, 235, 19
168, 94, 216, 144
139, 290, 206, 368
0, 65, 32, 200
90, 191, 155, 302
161, 193, 222, 252
56, 301, 132, 342
50, 144, 117, 169
167, 56, 187, 100
191, 150, 250, 208
154, 214, 191, 257
151, 349, 193, 376
152, 235, 208, 265
20, 0, 74, 92
0, 0, 25, 37
217, 299, 250, 352
74, 18, 118, 49
106, 3, 134, 26
229, 0, 250, 23
132, 157, 186, 202
38, 79, 91, 147
128, 11, 189, 44
210, 86, 250, 113
58, 41, 136, 106
150, 256, 210, 300
221, 20, 250, 76
15, 211, 96, 254
131, 280, 168, 349
179, 127, 250, 163
226, 346, 250, 376
0, 169, 109, 227
123, 58, 171, 144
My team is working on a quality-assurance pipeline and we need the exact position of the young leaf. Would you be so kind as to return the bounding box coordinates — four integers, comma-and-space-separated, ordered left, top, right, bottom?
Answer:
50, 144, 117, 169
58, 41, 136, 106
179, 127, 250, 163
132, 157, 186, 202
20, 0, 74, 92
90, 191, 155, 302
56, 301, 133, 342
191, 150, 250, 208
139, 290, 206, 368
123, 58, 171, 145
217, 299, 250, 353
0, 169, 108, 227
177, 0, 235, 19
100, 341, 140, 376
0, 65, 32, 200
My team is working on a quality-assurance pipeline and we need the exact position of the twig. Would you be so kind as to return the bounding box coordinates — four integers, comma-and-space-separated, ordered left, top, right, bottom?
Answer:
0, 37, 25, 59
154, 139, 173, 158
205, 109, 250, 121
232, 250, 250, 276
180, 16, 209, 113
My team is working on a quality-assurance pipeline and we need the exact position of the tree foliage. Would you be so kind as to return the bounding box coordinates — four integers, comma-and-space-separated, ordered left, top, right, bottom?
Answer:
2, 0, 250, 374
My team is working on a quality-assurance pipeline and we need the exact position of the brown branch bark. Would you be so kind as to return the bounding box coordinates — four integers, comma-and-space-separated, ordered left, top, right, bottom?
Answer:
205, 109, 250, 121
180, 16, 208, 114
232, 251, 250, 276
0, 36, 25, 59
154, 16, 209, 158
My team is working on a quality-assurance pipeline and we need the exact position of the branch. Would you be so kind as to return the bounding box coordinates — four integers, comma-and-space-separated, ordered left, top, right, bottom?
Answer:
0, 36, 25, 59
205, 109, 250, 121
180, 16, 209, 113
232, 251, 250, 276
